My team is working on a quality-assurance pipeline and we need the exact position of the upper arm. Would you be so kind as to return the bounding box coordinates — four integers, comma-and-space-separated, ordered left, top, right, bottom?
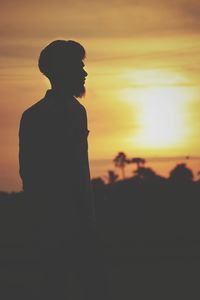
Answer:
19, 112, 28, 179
19, 111, 36, 182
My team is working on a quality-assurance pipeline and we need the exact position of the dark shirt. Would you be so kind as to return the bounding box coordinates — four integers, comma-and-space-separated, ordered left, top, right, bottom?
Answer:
19, 90, 95, 240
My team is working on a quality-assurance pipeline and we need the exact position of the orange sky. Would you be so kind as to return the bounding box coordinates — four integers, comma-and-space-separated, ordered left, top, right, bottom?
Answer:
0, 0, 200, 191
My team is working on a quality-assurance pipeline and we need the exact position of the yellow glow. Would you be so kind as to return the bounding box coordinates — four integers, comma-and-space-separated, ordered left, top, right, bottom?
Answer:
122, 85, 191, 149
122, 69, 191, 87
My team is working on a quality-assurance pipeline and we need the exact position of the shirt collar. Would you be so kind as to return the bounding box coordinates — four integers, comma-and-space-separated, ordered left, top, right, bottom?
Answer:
45, 89, 76, 102
44, 90, 77, 112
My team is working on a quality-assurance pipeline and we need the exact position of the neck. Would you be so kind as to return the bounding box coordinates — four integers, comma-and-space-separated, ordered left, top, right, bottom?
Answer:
51, 82, 74, 96
52, 88, 73, 97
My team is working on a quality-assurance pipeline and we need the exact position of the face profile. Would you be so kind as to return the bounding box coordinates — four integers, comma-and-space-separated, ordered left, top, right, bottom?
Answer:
38, 40, 88, 97
65, 60, 88, 97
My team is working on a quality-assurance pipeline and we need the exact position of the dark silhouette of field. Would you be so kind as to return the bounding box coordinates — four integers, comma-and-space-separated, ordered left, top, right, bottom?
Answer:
0, 164, 200, 299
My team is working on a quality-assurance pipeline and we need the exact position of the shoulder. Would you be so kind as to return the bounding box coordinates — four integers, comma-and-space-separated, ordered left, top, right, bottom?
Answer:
20, 97, 48, 125
22, 98, 47, 117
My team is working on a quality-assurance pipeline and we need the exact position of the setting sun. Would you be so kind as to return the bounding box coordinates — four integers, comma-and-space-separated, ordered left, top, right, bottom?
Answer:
133, 86, 189, 148
120, 69, 196, 151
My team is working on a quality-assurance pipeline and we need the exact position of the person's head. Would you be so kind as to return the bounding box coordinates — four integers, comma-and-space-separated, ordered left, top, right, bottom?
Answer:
38, 40, 87, 97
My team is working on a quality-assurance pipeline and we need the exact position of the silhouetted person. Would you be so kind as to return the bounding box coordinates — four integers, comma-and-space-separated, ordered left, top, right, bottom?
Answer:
19, 40, 108, 299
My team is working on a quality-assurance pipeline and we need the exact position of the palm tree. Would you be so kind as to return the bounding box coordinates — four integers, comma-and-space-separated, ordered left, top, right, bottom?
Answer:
113, 152, 128, 179
129, 157, 146, 170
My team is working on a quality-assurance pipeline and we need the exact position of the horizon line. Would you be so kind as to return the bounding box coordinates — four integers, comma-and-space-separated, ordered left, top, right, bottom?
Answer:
91, 156, 200, 163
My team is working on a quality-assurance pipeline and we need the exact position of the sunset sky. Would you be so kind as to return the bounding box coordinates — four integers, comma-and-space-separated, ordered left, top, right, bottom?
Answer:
0, 0, 200, 191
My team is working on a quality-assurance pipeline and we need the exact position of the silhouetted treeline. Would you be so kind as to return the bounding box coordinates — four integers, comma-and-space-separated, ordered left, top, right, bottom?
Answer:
1, 163, 200, 247
93, 177, 200, 244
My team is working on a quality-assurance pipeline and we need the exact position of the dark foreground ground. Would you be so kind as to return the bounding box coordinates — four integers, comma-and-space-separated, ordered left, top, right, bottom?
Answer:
0, 179, 200, 299
0, 240, 200, 300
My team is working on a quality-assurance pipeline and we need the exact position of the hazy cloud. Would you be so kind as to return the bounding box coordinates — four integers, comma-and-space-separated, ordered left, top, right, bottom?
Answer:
1, 0, 200, 42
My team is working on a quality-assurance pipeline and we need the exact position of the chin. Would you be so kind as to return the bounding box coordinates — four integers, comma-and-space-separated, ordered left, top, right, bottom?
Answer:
73, 84, 86, 98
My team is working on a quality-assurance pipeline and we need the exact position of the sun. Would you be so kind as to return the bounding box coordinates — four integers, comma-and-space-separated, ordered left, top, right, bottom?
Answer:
122, 84, 191, 149
134, 87, 188, 148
